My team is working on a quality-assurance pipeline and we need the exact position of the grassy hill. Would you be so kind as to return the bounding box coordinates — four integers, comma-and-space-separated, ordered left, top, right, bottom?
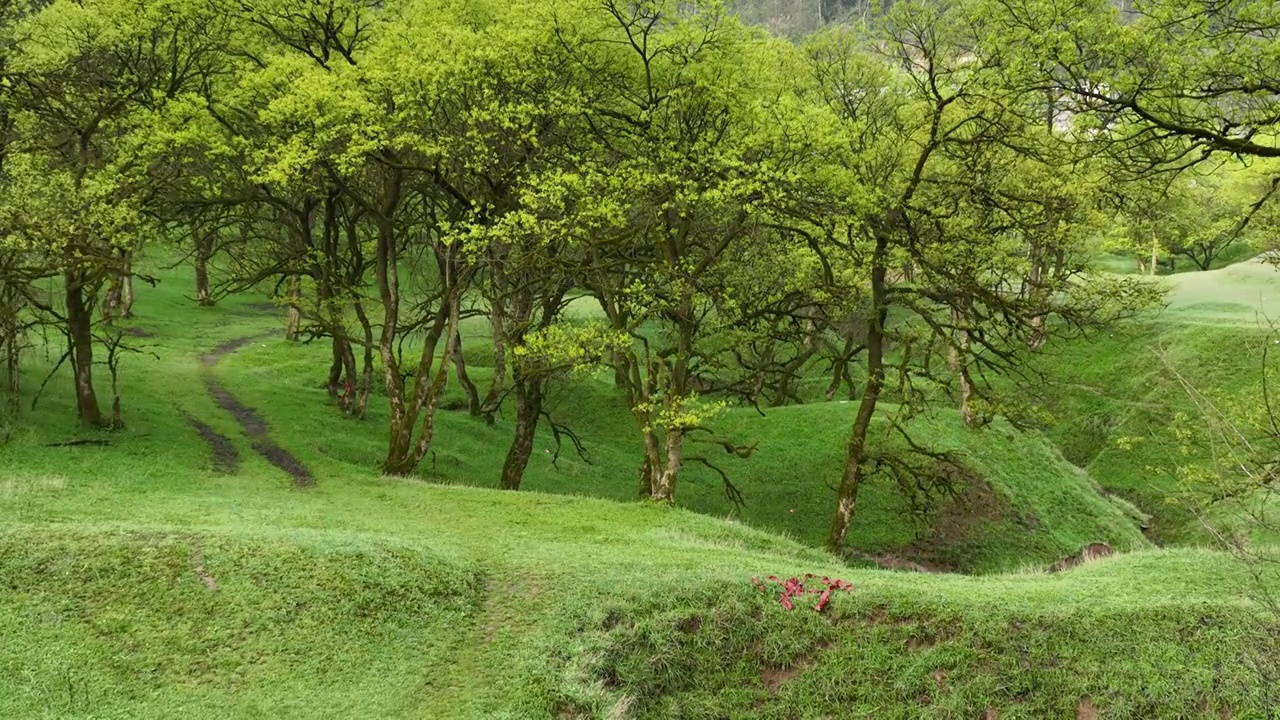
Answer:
1037, 259, 1280, 544
1, 488, 1272, 718
0, 261, 1146, 573
1, 260, 1274, 717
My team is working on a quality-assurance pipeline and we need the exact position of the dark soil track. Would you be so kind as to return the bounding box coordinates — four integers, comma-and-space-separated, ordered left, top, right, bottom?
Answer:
182, 412, 240, 474
195, 333, 315, 488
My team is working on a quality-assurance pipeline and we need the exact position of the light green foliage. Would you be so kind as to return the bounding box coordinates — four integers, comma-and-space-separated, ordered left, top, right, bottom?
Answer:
0, 0, 1277, 714
513, 322, 630, 375
1107, 161, 1280, 272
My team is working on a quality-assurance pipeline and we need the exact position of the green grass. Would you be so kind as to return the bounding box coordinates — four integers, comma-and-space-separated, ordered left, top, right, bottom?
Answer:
1, 256, 1276, 717
1091, 241, 1261, 277
1032, 259, 1280, 544
83, 261, 1144, 573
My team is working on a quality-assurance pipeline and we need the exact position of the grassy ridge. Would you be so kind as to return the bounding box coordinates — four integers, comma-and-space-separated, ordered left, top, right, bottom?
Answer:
0, 520, 1269, 718
0, 527, 482, 718
1036, 260, 1280, 544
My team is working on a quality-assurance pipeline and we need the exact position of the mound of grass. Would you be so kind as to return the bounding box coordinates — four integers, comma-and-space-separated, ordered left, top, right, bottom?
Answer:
1033, 262, 1280, 544
0, 526, 483, 718
0, 513, 1269, 718
550, 549, 1270, 719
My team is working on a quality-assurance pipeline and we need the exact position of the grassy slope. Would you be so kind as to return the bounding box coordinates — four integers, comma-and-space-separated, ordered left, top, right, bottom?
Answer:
1038, 259, 1280, 544
89, 262, 1141, 573
0, 260, 1271, 717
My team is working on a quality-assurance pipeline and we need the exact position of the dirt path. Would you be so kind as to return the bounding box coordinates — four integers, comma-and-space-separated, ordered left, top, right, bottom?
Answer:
196, 333, 315, 488
182, 412, 240, 474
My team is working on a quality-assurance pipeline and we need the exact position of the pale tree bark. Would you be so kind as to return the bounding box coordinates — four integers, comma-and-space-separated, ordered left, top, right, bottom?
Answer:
482, 308, 507, 412
371, 173, 466, 475
195, 232, 213, 306
284, 277, 302, 342
119, 251, 134, 318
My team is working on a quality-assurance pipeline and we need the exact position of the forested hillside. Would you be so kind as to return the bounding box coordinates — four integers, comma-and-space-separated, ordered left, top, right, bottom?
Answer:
2, 0, 1279, 716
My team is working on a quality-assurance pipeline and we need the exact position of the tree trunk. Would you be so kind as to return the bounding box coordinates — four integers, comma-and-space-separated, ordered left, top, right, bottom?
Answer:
120, 251, 135, 318
65, 271, 103, 427
195, 233, 213, 306
102, 281, 121, 326
482, 308, 507, 412
353, 298, 374, 419
827, 237, 888, 552
1149, 233, 1159, 277
638, 428, 661, 499
285, 277, 302, 341
328, 333, 359, 416
451, 329, 482, 416
380, 272, 457, 474
651, 428, 684, 503
951, 308, 978, 427
825, 335, 859, 401
500, 368, 543, 490
3, 328, 18, 415
648, 299, 695, 503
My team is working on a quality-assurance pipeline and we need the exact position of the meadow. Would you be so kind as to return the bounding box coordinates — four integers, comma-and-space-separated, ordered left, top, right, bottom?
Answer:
2, 256, 1277, 718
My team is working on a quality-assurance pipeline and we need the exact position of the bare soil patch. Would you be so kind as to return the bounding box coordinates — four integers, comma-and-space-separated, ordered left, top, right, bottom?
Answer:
761, 665, 801, 693
203, 377, 314, 488
845, 476, 1013, 574
190, 547, 218, 591
199, 332, 314, 488
199, 331, 276, 366
182, 412, 239, 474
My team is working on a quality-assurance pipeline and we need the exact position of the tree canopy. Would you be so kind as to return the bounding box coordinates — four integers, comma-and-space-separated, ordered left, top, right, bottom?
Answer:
5, 0, 1264, 551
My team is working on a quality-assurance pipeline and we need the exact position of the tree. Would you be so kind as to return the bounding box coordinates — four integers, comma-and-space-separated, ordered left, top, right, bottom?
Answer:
561, 0, 815, 503
1, 0, 225, 425
801, 2, 1160, 551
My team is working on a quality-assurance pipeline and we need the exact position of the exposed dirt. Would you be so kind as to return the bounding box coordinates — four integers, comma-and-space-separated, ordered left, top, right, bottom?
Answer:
760, 640, 835, 694
182, 412, 239, 474
1048, 542, 1114, 573
1077, 696, 1097, 720
896, 477, 1016, 573
203, 376, 314, 488
120, 326, 154, 338
849, 550, 950, 573
190, 548, 218, 591
844, 477, 1013, 574
199, 332, 314, 488
204, 378, 269, 436
199, 331, 276, 366
920, 477, 1010, 550
761, 665, 801, 693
